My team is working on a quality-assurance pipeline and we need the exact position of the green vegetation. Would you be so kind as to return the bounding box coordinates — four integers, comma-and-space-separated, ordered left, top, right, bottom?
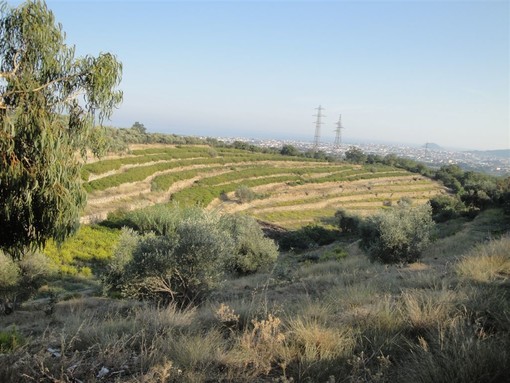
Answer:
103, 207, 278, 306
0, 0, 122, 259
43, 225, 120, 276
2, 3, 509, 381
234, 185, 256, 203
2, 214, 509, 382
360, 201, 435, 263
0, 327, 23, 352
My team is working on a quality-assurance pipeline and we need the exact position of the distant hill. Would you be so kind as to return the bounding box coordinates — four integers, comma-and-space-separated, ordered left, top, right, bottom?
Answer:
468, 149, 510, 159
424, 143, 443, 150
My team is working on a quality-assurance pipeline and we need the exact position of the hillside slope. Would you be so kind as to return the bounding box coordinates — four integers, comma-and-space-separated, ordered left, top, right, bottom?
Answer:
81, 144, 446, 227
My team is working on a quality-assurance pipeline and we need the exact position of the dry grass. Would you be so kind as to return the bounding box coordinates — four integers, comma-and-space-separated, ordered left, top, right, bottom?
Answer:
2, 220, 510, 382
456, 235, 510, 282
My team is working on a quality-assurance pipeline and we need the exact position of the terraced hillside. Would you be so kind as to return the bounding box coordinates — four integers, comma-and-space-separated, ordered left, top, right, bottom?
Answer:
81, 144, 447, 227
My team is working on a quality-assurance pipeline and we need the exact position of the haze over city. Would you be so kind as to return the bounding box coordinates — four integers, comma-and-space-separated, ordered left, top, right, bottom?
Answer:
37, 0, 509, 151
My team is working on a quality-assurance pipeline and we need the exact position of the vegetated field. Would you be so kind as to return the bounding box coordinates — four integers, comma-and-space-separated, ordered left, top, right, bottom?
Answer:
81, 144, 447, 227
2, 209, 510, 382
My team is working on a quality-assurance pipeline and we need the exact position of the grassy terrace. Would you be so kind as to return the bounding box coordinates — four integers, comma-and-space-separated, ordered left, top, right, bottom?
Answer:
81, 144, 445, 228
83, 150, 321, 192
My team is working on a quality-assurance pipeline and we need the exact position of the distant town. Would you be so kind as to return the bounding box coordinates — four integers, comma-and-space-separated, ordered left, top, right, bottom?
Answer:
213, 136, 510, 177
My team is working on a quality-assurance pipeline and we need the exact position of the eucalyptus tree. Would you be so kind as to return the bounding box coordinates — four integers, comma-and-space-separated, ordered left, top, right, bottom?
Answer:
0, 0, 122, 259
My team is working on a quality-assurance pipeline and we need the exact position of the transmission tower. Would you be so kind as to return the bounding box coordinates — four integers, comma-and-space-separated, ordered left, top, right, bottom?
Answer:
334, 114, 344, 150
313, 105, 325, 151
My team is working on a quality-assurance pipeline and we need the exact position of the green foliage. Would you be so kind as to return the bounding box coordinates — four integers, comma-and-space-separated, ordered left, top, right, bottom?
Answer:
131, 121, 147, 134
429, 195, 467, 222
0, 327, 23, 352
102, 227, 139, 296
0, 252, 19, 290
105, 207, 278, 305
0, 250, 56, 302
279, 225, 339, 252
235, 185, 256, 203
280, 144, 300, 156
43, 225, 120, 275
219, 214, 278, 275
344, 146, 367, 164
335, 208, 361, 233
83, 146, 212, 179
360, 203, 435, 263
123, 212, 233, 306
319, 246, 349, 262
0, 0, 122, 259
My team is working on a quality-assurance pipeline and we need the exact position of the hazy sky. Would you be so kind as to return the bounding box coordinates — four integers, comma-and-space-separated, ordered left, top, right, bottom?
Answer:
34, 1, 510, 150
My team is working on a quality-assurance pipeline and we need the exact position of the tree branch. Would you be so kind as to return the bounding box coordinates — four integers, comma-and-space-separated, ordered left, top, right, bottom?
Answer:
0, 50, 22, 80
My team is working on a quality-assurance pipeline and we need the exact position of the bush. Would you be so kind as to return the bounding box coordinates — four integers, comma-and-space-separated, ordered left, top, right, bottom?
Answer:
220, 214, 278, 275
344, 146, 367, 164
102, 228, 140, 295
0, 328, 23, 352
0, 251, 55, 304
116, 210, 234, 306
0, 252, 19, 291
360, 203, 435, 264
105, 207, 279, 305
278, 225, 338, 252
335, 209, 361, 234
429, 195, 467, 222
319, 246, 349, 262
235, 185, 256, 203
301, 225, 338, 246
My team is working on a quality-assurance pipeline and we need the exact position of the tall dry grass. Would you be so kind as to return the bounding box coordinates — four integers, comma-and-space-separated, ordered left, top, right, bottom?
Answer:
456, 235, 510, 282
2, 231, 510, 382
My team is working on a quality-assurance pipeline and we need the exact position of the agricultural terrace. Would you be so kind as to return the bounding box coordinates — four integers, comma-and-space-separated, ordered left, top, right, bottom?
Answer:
81, 145, 447, 227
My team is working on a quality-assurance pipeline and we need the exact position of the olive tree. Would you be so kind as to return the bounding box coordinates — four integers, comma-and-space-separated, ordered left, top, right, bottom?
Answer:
0, 1, 122, 259
122, 215, 234, 306
360, 203, 435, 264
220, 214, 278, 275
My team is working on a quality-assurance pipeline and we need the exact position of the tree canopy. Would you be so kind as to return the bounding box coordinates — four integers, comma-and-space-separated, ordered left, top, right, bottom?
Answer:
344, 146, 367, 164
0, 0, 122, 259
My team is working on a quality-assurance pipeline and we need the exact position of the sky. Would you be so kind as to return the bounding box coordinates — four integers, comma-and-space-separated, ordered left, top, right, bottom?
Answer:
20, 0, 510, 150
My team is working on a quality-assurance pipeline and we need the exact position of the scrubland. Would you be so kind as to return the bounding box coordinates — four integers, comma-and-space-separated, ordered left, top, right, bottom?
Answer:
1, 208, 509, 383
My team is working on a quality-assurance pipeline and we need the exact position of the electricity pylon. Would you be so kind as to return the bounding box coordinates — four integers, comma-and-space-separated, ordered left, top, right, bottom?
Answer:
313, 105, 325, 151
334, 114, 344, 150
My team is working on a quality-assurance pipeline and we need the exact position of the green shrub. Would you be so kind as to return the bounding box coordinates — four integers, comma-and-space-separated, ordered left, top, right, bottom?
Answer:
278, 225, 338, 252
120, 211, 234, 306
335, 209, 361, 233
301, 225, 338, 246
0, 252, 19, 290
430, 195, 467, 222
105, 207, 278, 304
220, 214, 278, 275
43, 225, 120, 275
278, 230, 317, 251
235, 185, 256, 203
102, 228, 140, 295
0, 328, 23, 352
320, 246, 349, 262
360, 203, 435, 264
0, 251, 56, 303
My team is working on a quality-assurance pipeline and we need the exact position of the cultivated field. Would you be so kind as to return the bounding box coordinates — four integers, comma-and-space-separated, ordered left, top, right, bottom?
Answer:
81, 145, 447, 227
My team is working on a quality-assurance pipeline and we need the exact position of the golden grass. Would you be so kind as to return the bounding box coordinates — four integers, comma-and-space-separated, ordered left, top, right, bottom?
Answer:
2, 217, 510, 382
456, 235, 510, 282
